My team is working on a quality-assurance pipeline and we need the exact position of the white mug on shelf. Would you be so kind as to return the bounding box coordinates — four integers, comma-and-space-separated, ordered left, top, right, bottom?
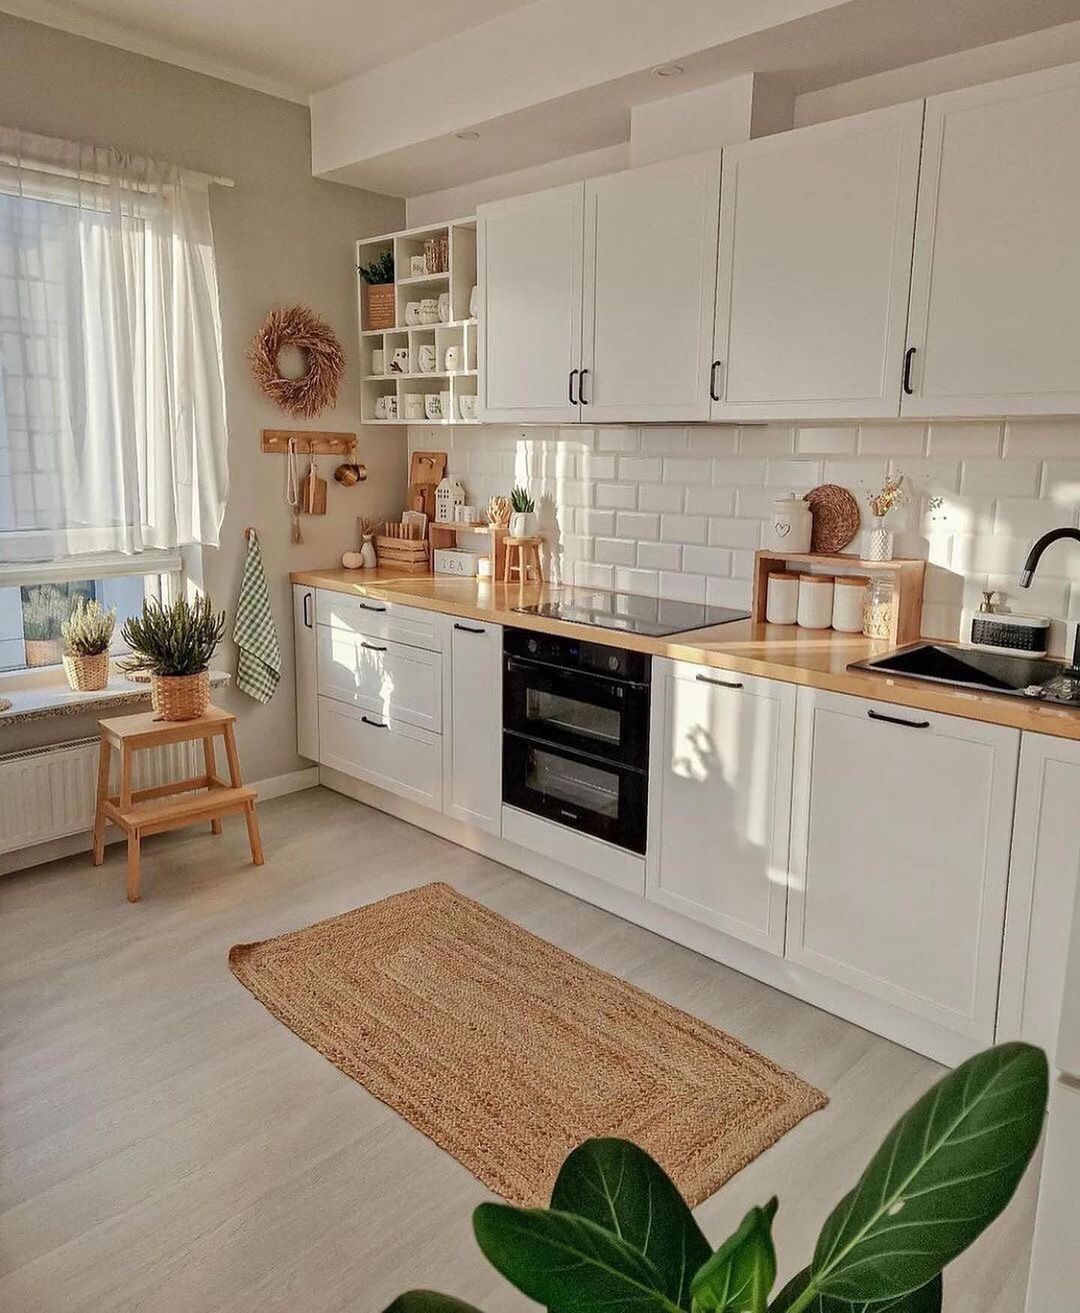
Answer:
404, 394, 424, 420
405, 301, 422, 326
371, 348, 385, 374
374, 395, 388, 419
419, 298, 439, 324
438, 292, 450, 323
391, 346, 410, 372
469, 284, 478, 318
445, 344, 462, 372
425, 393, 442, 420
409, 255, 427, 277
458, 395, 477, 421
418, 344, 437, 373
439, 390, 451, 420
385, 395, 399, 420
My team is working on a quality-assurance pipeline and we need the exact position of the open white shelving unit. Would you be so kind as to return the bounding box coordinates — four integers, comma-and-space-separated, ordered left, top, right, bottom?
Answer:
357, 217, 478, 425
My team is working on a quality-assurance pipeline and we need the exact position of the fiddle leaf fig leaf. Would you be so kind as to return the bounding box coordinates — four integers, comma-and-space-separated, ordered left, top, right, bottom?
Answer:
473, 1202, 684, 1313
551, 1138, 711, 1309
690, 1199, 777, 1313
383, 1294, 485, 1313
805, 1043, 1047, 1305
769, 1269, 942, 1312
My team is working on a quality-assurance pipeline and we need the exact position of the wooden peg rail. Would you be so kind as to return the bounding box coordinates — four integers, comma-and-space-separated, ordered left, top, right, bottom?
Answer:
261, 430, 356, 456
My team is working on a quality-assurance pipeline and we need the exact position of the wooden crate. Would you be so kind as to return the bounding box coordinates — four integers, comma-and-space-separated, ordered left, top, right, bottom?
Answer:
375, 535, 429, 570
751, 549, 925, 646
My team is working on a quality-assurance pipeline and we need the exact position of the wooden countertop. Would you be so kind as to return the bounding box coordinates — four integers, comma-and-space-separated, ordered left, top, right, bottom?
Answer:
291, 567, 1080, 742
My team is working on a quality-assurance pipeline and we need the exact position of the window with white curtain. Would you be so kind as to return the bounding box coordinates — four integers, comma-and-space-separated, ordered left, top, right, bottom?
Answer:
0, 125, 229, 566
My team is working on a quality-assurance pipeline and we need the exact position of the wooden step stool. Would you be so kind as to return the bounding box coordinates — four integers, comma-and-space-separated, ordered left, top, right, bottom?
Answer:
503, 535, 544, 583
92, 705, 263, 902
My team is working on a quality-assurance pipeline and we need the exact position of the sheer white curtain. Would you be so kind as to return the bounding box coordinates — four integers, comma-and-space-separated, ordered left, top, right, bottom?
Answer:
0, 126, 228, 561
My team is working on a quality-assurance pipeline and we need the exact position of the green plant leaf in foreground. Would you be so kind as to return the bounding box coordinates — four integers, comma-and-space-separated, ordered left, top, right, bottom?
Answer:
690, 1198, 778, 1312
798, 1042, 1047, 1307
769, 1269, 942, 1312
383, 1293, 485, 1313
473, 1202, 683, 1313
551, 1138, 711, 1309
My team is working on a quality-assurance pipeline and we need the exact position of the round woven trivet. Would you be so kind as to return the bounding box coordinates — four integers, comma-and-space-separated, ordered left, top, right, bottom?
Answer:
804, 484, 860, 553
0, 697, 11, 712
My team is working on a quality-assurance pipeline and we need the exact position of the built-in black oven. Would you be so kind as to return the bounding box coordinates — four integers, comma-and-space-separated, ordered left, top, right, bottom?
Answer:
503, 628, 651, 853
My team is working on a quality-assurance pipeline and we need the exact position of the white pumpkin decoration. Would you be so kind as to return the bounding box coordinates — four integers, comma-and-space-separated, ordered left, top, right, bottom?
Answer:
341, 551, 363, 570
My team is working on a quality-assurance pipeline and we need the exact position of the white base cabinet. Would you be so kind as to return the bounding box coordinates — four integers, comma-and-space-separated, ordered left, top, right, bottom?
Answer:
788, 688, 1019, 1044
292, 583, 318, 762
442, 618, 502, 834
646, 659, 794, 955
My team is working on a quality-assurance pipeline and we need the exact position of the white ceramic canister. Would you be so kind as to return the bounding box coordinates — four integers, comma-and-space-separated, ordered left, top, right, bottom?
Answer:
831, 575, 866, 633
765, 571, 800, 625
764, 495, 812, 553
797, 573, 834, 629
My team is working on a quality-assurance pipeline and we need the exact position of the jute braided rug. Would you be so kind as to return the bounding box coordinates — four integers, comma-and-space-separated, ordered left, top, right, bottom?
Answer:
229, 882, 827, 1206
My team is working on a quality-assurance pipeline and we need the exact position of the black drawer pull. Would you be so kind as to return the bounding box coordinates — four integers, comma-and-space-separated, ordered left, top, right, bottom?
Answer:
361, 641, 386, 652
868, 709, 930, 729
902, 346, 916, 395
302, 591, 312, 628
454, 623, 486, 634
579, 368, 589, 405
696, 673, 743, 689
361, 715, 387, 729
709, 359, 722, 402
568, 368, 578, 405
358, 602, 386, 612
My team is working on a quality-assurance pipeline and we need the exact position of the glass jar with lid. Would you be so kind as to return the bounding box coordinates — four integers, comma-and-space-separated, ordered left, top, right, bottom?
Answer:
862, 575, 895, 640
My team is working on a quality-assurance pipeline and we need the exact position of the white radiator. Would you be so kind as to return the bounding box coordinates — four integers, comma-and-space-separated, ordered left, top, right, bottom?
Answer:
0, 736, 199, 855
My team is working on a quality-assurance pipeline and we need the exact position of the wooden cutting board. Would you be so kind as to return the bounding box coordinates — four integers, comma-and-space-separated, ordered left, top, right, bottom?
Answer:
300, 465, 327, 516
408, 450, 446, 519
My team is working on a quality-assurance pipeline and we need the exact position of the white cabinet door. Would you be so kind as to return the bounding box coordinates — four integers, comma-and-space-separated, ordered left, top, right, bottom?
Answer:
443, 619, 502, 834
581, 154, 720, 422
318, 696, 442, 810
292, 584, 318, 761
998, 733, 1080, 1054
477, 183, 584, 423
316, 625, 442, 733
711, 102, 923, 421
788, 688, 1019, 1042
646, 661, 794, 954
904, 62, 1080, 416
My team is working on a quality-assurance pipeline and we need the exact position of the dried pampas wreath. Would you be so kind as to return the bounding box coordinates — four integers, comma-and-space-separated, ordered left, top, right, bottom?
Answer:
248, 305, 345, 418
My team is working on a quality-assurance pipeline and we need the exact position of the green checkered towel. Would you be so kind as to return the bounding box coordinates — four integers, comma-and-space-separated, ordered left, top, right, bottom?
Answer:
234, 531, 281, 704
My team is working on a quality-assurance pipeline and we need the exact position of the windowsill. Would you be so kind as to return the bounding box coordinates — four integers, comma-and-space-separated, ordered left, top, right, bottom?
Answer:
0, 667, 231, 727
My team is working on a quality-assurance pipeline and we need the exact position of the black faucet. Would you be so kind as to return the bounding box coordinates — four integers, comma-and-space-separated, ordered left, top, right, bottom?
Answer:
1019, 527, 1080, 671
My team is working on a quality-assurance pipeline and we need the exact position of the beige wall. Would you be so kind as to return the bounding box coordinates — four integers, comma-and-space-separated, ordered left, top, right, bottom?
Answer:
0, 14, 406, 786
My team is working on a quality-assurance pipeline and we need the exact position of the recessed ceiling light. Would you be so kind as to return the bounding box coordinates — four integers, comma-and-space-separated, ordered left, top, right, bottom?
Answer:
653, 64, 684, 78
455, 130, 480, 141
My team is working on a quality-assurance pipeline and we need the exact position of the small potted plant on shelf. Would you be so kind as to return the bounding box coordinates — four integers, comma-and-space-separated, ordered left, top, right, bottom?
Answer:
21, 585, 70, 668
359, 250, 395, 330
61, 597, 116, 692
121, 594, 226, 721
508, 486, 537, 539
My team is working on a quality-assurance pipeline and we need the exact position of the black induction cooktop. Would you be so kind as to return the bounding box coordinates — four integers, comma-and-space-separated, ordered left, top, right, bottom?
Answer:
512, 591, 750, 637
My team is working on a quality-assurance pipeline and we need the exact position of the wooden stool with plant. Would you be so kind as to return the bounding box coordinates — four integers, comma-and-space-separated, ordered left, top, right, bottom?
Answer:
92, 593, 264, 901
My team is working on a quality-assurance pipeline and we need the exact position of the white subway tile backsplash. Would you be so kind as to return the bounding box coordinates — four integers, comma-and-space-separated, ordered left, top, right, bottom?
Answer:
411, 417, 1080, 651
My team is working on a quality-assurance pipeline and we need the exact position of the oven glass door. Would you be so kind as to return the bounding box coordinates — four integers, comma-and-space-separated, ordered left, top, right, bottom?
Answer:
503, 732, 647, 853
503, 656, 649, 766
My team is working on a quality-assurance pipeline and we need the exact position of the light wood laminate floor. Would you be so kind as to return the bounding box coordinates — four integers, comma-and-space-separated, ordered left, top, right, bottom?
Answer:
1, 787, 1037, 1313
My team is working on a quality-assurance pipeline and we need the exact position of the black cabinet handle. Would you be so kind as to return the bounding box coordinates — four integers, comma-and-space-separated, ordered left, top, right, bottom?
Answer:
359, 602, 386, 613
361, 641, 386, 652
454, 623, 486, 634
579, 368, 589, 405
709, 360, 723, 402
868, 709, 930, 729
902, 346, 916, 395
568, 368, 578, 405
361, 715, 387, 729
302, 591, 312, 628
697, 673, 743, 689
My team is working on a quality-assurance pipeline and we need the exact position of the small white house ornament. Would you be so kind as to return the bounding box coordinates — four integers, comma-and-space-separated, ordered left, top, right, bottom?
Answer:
435, 476, 455, 523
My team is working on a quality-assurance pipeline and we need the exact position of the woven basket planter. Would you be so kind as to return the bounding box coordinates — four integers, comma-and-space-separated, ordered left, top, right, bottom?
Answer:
62, 651, 110, 692
363, 283, 395, 330
151, 670, 210, 721
25, 638, 63, 669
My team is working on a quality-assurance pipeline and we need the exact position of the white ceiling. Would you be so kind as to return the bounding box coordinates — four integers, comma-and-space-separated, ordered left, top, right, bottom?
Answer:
0, 0, 534, 101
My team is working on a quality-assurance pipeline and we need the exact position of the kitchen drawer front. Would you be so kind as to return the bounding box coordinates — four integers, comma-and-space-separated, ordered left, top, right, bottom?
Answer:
316, 590, 444, 652
317, 696, 442, 810
316, 625, 442, 732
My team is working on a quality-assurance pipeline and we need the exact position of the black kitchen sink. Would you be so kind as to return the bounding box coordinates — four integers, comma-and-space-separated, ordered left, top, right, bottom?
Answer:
849, 642, 1078, 701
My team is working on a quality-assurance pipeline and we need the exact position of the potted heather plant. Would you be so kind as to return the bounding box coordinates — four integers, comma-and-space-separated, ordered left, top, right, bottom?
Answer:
21, 585, 70, 668
121, 594, 226, 721
61, 597, 116, 691
509, 486, 537, 539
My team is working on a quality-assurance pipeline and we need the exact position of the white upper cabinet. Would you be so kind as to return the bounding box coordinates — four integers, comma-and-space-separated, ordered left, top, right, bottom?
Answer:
476, 183, 584, 424
711, 102, 923, 421
904, 62, 1080, 416
581, 154, 720, 422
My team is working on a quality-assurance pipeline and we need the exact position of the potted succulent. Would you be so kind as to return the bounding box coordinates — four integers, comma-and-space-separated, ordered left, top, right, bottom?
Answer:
359, 249, 396, 330
22, 585, 70, 668
61, 597, 116, 692
508, 486, 537, 539
121, 594, 226, 721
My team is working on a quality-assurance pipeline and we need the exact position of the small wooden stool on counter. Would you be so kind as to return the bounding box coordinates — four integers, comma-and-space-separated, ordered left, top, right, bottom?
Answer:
92, 705, 264, 902
503, 536, 544, 583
